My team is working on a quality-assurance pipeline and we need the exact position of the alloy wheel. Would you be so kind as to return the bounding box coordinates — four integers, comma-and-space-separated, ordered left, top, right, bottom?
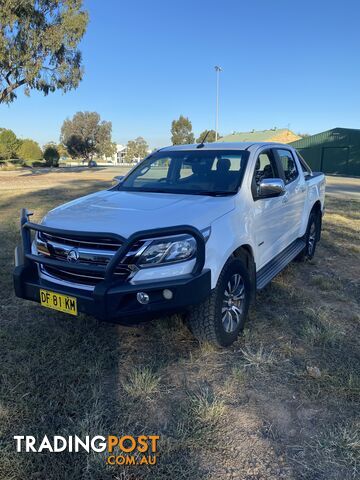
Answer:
222, 273, 245, 333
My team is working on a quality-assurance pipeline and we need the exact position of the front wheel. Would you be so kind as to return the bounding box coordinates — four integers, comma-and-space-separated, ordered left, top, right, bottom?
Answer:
187, 257, 251, 347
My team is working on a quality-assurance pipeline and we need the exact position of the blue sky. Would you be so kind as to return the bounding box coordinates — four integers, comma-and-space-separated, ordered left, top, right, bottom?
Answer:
1, 0, 360, 148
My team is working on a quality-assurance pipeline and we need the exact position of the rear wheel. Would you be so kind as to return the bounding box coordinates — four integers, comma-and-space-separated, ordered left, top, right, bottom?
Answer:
187, 257, 251, 347
297, 211, 320, 261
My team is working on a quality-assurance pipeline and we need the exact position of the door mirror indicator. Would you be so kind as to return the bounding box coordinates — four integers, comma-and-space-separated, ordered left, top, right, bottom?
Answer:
258, 178, 286, 198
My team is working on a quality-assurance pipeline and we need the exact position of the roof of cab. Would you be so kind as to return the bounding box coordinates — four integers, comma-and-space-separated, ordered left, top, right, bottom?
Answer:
160, 142, 289, 151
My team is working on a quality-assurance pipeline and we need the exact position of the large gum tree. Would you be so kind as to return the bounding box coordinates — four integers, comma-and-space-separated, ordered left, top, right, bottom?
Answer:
0, 0, 88, 103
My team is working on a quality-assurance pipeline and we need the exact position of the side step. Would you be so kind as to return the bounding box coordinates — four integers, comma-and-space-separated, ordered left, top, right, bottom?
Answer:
256, 238, 306, 290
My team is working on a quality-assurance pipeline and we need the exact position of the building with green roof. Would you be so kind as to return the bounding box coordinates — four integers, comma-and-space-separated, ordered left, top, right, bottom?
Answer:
290, 128, 360, 176
218, 128, 301, 144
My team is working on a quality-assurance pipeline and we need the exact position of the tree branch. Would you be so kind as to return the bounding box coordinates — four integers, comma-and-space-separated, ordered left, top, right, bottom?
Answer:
0, 78, 27, 103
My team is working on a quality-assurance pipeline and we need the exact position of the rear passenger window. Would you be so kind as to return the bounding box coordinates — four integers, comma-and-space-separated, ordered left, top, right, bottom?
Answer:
277, 149, 298, 184
296, 151, 312, 177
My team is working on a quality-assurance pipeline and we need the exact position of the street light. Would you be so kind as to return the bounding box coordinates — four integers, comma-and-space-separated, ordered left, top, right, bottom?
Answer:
214, 65, 222, 141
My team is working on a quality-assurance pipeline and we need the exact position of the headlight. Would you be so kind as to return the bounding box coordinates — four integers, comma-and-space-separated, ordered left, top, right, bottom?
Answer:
136, 227, 211, 267
138, 235, 197, 266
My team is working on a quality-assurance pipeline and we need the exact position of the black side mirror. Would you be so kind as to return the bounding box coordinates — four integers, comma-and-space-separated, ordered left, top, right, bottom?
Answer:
258, 178, 286, 198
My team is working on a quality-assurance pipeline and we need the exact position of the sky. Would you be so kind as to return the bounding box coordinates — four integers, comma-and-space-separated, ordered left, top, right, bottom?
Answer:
1, 0, 360, 148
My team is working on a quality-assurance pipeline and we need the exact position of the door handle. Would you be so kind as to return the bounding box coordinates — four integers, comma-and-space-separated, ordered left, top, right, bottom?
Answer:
295, 185, 306, 193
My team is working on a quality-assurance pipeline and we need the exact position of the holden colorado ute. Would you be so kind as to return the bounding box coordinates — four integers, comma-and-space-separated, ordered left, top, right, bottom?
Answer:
14, 142, 325, 347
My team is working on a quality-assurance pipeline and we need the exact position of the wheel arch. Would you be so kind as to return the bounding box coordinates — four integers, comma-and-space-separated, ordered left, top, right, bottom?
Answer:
311, 200, 322, 215
232, 244, 256, 303
310, 200, 322, 240
233, 243, 254, 263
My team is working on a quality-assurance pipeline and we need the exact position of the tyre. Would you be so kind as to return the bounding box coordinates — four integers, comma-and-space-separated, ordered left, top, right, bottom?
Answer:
187, 257, 251, 347
297, 210, 320, 261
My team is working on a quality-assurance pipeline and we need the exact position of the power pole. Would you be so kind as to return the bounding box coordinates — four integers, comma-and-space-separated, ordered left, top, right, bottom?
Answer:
215, 66, 222, 141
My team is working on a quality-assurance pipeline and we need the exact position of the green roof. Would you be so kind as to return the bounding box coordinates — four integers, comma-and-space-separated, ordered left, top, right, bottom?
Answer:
218, 129, 291, 142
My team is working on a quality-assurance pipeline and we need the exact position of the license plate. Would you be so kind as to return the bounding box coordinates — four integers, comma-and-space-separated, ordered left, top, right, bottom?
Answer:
39, 289, 78, 316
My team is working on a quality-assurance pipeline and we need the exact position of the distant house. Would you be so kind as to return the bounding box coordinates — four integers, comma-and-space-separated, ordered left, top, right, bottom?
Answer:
103, 144, 128, 164
218, 128, 301, 144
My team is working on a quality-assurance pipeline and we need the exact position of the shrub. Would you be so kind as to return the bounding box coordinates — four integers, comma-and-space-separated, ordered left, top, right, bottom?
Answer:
43, 145, 60, 167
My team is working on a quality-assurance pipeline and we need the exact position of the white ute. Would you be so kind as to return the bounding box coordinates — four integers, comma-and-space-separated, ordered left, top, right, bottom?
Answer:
14, 142, 325, 347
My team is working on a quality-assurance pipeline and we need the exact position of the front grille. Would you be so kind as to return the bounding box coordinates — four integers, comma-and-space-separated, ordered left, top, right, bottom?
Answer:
39, 232, 123, 251
37, 231, 145, 287
43, 265, 135, 286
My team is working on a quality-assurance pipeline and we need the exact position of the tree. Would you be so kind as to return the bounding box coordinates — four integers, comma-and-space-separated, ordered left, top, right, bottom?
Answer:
56, 143, 68, 158
60, 111, 116, 161
0, 128, 20, 159
195, 129, 218, 143
171, 115, 195, 145
0, 0, 88, 104
43, 143, 60, 167
124, 137, 149, 163
17, 139, 42, 161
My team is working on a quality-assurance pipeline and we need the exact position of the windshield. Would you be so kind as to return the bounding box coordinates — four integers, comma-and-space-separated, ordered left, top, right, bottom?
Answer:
118, 149, 249, 196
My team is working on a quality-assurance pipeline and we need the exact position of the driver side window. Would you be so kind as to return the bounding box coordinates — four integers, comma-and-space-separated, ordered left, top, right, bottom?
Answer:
252, 150, 278, 198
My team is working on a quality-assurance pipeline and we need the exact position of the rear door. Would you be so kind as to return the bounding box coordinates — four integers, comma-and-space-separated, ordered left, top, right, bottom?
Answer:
273, 148, 307, 244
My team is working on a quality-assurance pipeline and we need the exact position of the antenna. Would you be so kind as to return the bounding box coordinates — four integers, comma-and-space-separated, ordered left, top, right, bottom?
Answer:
196, 130, 210, 148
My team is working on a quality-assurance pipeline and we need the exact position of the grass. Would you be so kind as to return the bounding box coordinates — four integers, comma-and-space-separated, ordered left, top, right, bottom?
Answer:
187, 386, 226, 424
0, 169, 359, 479
296, 422, 360, 478
122, 367, 160, 398
302, 307, 342, 347
241, 343, 275, 368
310, 273, 343, 291
231, 365, 247, 383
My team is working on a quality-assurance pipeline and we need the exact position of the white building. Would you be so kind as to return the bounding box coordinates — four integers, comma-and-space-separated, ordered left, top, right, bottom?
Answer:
102, 143, 152, 165
104, 144, 128, 164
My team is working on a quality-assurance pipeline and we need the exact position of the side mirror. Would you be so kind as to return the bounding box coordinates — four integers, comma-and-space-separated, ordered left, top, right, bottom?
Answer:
113, 175, 124, 185
258, 178, 285, 198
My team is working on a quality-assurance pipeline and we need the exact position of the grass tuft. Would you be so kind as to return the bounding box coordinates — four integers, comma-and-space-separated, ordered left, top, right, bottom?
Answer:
302, 308, 342, 347
122, 366, 160, 398
231, 365, 247, 383
241, 344, 275, 368
188, 386, 225, 424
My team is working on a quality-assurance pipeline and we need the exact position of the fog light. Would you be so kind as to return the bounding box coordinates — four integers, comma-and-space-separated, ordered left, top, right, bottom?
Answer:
136, 292, 149, 304
163, 289, 173, 300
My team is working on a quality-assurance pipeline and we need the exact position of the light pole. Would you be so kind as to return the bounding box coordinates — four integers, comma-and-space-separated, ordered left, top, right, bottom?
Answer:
215, 65, 222, 141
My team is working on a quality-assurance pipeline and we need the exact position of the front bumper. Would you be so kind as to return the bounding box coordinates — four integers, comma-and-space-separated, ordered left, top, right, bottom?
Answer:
14, 264, 211, 323
13, 209, 211, 323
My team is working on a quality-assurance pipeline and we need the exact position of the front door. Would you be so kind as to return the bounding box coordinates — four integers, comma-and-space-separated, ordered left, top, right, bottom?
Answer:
251, 149, 289, 269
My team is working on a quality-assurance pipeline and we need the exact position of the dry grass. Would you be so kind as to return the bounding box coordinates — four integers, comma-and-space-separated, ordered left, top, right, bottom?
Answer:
122, 367, 160, 398
187, 387, 226, 424
0, 170, 359, 480
241, 343, 275, 368
302, 307, 343, 347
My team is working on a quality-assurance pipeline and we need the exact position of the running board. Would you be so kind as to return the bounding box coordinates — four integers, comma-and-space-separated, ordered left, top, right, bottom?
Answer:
256, 239, 306, 290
